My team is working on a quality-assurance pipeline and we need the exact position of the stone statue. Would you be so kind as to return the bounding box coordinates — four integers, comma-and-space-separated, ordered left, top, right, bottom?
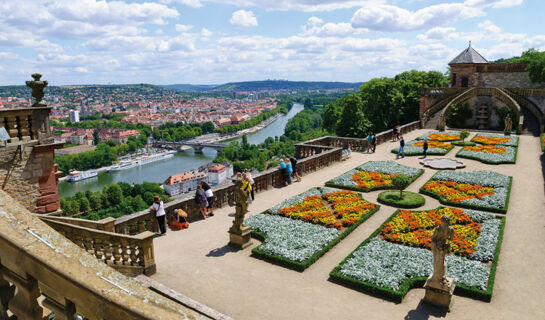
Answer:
504, 114, 512, 134
230, 179, 249, 234
25, 73, 48, 107
438, 113, 446, 131
430, 215, 454, 285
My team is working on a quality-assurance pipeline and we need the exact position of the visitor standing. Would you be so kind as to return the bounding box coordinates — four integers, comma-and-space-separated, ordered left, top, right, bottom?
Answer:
244, 168, 255, 200
367, 132, 373, 153
285, 157, 293, 185
279, 160, 288, 186
195, 185, 208, 219
149, 195, 166, 236
201, 180, 214, 216
392, 126, 398, 142
423, 139, 429, 158
289, 155, 301, 182
397, 135, 405, 159
372, 133, 377, 153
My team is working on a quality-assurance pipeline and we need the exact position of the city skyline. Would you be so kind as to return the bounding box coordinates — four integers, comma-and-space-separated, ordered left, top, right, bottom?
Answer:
1, 0, 544, 85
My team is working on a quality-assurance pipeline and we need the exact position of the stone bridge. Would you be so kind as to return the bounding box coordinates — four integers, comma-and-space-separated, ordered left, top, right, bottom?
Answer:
153, 140, 228, 153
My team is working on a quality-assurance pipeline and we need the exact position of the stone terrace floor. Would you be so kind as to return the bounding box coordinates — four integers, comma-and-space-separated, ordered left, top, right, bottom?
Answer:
151, 129, 545, 320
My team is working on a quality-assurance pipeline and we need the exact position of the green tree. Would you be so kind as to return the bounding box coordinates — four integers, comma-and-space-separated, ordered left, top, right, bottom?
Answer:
202, 121, 215, 133
106, 184, 123, 205
93, 129, 100, 145
89, 192, 102, 210
78, 197, 90, 213
460, 129, 470, 141
392, 174, 411, 198
336, 94, 371, 138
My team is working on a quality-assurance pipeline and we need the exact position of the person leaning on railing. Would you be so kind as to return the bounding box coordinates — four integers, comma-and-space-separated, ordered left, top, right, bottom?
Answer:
149, 195, 166, 236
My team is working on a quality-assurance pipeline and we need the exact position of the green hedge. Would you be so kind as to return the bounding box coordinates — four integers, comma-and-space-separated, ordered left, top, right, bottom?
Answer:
455, 145, 518, 165
325, 169, 424, 193
377, 190, 425, 209
250, 204, 381, 272
452, 141, 476, 146
329, 207, 507, 303
390, 144, 454, 156
419, 176, 513, 214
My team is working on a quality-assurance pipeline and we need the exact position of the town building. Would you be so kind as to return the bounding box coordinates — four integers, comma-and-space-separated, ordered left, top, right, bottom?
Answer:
69, 110, 80, 123
163, 171, 208, 196
208, 163, 233, 185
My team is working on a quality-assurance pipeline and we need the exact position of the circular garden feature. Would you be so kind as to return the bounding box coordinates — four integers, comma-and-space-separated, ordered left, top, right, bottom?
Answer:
377, 190, 425, 209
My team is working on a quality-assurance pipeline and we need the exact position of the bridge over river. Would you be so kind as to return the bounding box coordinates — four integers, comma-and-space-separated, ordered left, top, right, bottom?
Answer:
153, 140, 228, 153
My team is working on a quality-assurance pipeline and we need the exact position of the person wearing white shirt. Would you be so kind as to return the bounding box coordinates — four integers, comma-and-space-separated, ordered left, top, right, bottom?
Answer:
150, 195, 166, 235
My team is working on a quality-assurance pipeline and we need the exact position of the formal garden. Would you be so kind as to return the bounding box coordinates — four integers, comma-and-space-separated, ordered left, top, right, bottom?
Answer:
243, 131, 517, 305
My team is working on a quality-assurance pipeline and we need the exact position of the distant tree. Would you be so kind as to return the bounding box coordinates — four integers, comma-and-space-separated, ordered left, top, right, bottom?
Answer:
304, 97, 312, 109
392, 174, 411, 198
89, 192, 102, 210
78, 197, 90, 213
106, 184, 123, 205
202, 121, 215, 133
336, 94, 371, 138
93, 129, 100, 145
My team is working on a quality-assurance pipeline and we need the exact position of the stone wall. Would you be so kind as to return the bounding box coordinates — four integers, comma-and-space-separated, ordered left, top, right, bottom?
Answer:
480, 72, 544, 89
0, 142, 62, 213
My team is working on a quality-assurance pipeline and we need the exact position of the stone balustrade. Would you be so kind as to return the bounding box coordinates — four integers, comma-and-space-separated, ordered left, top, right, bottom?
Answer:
41, 215, 116, 232
0, 189, 213, 319
41, 218, 156, 276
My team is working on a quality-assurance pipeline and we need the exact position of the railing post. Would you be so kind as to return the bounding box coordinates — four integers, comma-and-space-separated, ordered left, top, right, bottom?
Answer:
40, 284, 77, 320
3, 269, 43, 320
98, 217, 116, 233
136, 231, 156, 275
0, 266, 15, 319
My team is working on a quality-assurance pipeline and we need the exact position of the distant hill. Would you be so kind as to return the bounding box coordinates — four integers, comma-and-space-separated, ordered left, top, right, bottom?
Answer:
159, 84, 218, 92
211, 80, 362, 92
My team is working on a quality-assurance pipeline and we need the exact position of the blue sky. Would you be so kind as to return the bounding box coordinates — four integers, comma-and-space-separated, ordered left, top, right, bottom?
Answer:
0, 0, 544, 85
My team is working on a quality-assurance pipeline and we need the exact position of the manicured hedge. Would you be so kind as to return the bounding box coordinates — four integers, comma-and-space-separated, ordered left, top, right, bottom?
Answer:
377, 190, 425, 209
250, 205, 381, 271
419, 176, 513, 214
329, 208, 506, 303
452, 141, 476, 146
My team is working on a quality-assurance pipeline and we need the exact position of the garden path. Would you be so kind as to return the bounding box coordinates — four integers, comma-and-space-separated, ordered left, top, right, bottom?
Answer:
151, 129, 545, 320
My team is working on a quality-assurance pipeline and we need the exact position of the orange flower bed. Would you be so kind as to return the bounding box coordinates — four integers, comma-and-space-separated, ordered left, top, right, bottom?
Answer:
422, 180, 494, 203
463, 144, 506, 154
428, 133, 461, 141
277, 190, 377, 230
352, 171, 395, 189
322, 190, 377, 227
472, 136, 510, 145
412, 140, 452, 149
381, 207, 481, 257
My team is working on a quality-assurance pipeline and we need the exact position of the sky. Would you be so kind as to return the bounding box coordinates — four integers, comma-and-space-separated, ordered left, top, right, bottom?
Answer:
1, 0, 544, 85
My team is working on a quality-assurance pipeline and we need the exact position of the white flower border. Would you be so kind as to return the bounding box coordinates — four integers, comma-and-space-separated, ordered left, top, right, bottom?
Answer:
457, 145, 516, 163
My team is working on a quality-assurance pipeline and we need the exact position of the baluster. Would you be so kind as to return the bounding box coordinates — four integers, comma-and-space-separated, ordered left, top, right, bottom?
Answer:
5, 116, 18, 142
139, 218, 147, 233
0, 268, 15, 319
40, 284, 77, 320
3, 270, 43, 320
27, 115, 36, 140
122, 243, 131, 266
104, 242, 114, 265
129, 244, 138, 266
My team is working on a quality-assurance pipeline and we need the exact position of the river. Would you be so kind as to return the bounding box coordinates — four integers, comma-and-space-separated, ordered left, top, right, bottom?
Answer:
58, 103, 304, 197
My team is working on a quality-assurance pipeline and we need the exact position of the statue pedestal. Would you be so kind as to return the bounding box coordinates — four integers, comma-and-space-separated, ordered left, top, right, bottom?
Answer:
423, 275, 455, 311
228, 225, 252, 249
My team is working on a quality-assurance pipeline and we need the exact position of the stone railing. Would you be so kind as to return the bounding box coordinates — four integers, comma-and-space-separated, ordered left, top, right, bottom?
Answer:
114, 145, 343, 234
41, 215, 116, 232
0, 189, 214, 319
0, 107, 54, 145
41, 218, 156, 276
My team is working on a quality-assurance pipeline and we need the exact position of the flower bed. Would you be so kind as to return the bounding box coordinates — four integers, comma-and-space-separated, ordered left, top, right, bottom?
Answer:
456, 144, 517, 164
246, 187, 380, 270
416, 131, 462, 141
471, 133, 519, 147
391, 140, 454, 156
326, 161, 424, 192
420, 170, 512, 213
330, 207, 505, 302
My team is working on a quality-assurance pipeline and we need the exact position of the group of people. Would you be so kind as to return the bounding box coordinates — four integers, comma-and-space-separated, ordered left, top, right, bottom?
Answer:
366, 133, 377, 153
279, 155, 301, 186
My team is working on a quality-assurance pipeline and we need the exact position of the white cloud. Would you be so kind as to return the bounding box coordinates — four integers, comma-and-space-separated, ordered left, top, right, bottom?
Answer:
302, 17, 368, 37
230, 10, 258, 27
175, 24, 194, 33
160, 0, 203, 8
201, 28, 213, 40
208, 0, 384, 12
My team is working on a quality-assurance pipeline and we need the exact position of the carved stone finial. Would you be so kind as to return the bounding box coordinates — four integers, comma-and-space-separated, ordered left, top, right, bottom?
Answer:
25, 73, 48, 107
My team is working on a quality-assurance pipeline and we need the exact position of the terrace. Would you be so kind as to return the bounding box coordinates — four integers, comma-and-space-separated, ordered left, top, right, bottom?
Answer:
144, 128, 544, 319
